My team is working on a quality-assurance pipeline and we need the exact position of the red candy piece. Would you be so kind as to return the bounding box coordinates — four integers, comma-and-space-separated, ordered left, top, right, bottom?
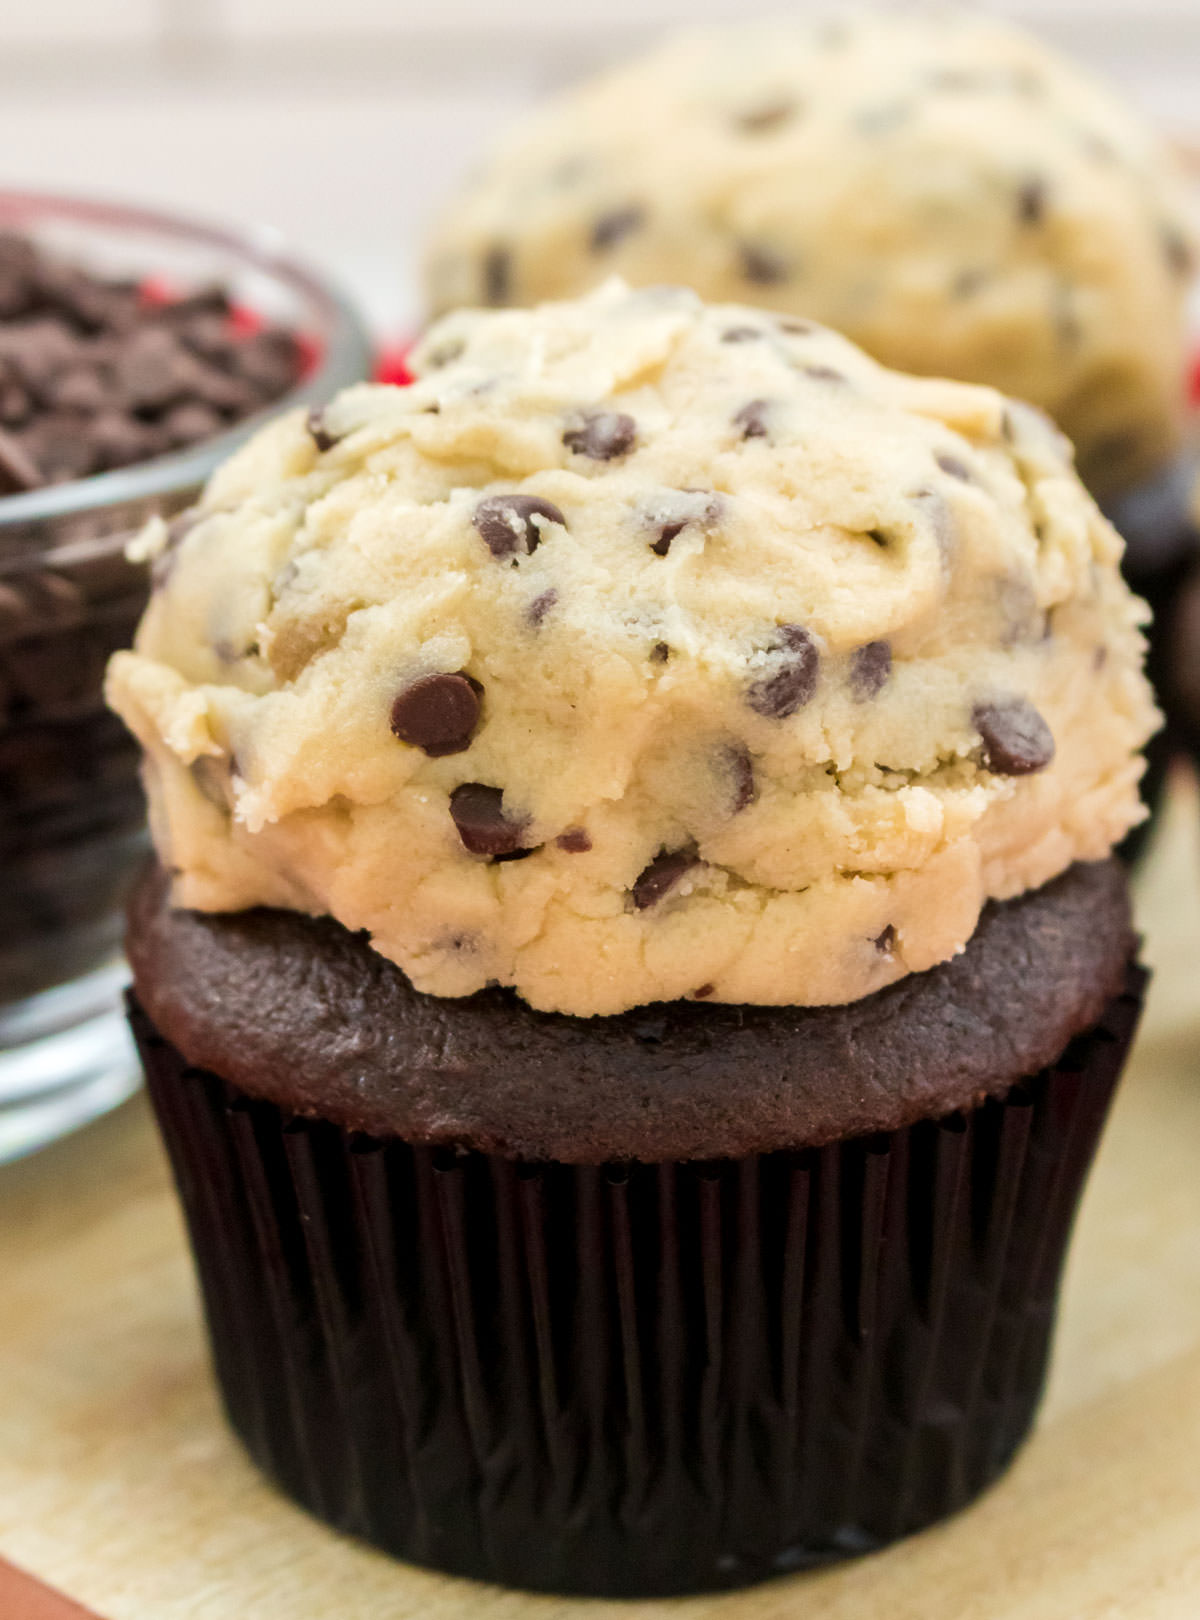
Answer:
295, 333, 322, 379
375, 338, 416, 387
138, 274, 176, 308
1189, 347, 1200, 410
228, 301, 264, 338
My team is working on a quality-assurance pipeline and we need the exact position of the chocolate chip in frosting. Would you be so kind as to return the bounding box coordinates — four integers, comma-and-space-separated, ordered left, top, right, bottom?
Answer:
473, 493, 566, 559
850, 640, 892, 700
391, 671, 482, 757
563, 410, 637, 460
973, 698, 1055, 775
450, 782, 531, 857
557, 826, 592, 853
307, 406, 337, 453
632, 849, 700, 910
739, 242, 789, 285
735, 96, 798, 134
726, 743, 758, 811
874, 924, 896, 956
649, 488, 721, 554
1017, 178, 1047, 226
747, 624, 819, 718
483, 245, 511, 306
721, 325, 765, 343
936, 453, 973, 482
650, 640, 671, 663
591, 206, 644, 253
734, 398, 771, 440
527, 588, 558, 627
1162, 222, 1194, 278
803, 364, 846, 384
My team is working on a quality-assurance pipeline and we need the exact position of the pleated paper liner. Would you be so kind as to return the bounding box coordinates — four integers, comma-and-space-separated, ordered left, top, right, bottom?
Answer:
131, 964, 1145, 1600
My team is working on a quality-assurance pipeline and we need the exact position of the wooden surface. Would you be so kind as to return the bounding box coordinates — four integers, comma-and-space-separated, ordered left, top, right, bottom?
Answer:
1, 778, 1199, 1620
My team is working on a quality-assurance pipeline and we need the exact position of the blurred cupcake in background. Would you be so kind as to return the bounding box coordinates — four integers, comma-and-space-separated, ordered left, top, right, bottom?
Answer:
110, 283, 1153, 1596
425, 8, 1197, 846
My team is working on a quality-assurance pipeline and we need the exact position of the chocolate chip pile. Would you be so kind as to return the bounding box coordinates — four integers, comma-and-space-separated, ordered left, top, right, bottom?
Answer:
0, 232, 308, 496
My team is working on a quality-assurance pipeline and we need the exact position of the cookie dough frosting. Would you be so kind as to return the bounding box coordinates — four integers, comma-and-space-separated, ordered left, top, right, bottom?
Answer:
107, 282, 1156, 1016
425, 11, 1196, 498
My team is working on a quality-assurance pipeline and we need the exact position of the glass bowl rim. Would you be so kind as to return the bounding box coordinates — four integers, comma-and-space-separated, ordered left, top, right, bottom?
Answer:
0, 186, 373, 536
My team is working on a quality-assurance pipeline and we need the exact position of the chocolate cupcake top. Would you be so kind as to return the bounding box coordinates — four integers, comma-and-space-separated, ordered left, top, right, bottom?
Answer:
107, 281, 1155, 1016
425, 11, 1196, 498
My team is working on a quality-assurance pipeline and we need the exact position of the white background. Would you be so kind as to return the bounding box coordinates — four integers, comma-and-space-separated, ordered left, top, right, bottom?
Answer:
0, 0, 1197, 335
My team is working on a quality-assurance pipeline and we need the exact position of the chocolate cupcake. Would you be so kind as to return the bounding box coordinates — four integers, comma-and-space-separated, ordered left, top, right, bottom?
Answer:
109, 283, 1155, 1596
424, 8, 1198, 842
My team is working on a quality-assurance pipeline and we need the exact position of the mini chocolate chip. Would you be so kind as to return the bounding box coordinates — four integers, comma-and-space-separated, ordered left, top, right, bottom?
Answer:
739, 243, 789, 284
1162, 223, 1194, 278
734, 399, 770, 440
936, 453, 973, 481
911, 489, 957, 558
307, 406, 337, 452
692, 983, 715, 999
390, 671, 482, 757
449, 782, 530, 857
735, 96, 797, 134
1053, 283, 1082, 351
48, 365, 106, 414
803, 364, 845, 383
563, 411, 637, 461
527, 588, 558, 627
649, 489, 720, 554
721, 325, 764, 343
473, 493, 566, 559
875, 924, 896, 956
867, 528, 891, 548
650, 641, 671, 663
632, 849, 699, 910
483, 245, 511, 306
192, 756, 234, 811
591, 206, 644, 253
163, 400, 225, 448
726, 743, 757, 811
850, 640, 892, 700
973, 698, 1055, 775
747, 624, 819, 718
0, 425, 43, 493
425, 337, 465, 370
777, 317, 814, 335
557, 826, 592, 853
1017, 178, 1047, 226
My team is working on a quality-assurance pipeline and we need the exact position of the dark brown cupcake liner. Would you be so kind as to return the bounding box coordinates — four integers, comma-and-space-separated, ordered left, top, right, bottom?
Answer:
131, 965, 1145, 1599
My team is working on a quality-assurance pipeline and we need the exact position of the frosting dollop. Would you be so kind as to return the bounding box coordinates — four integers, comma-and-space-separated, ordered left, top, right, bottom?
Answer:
108, 282, 1156, 1015
425, 11, 1196, 497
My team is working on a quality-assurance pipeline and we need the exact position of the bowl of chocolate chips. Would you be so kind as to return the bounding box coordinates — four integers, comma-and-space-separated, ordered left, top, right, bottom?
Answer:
0, 189, 371, 1161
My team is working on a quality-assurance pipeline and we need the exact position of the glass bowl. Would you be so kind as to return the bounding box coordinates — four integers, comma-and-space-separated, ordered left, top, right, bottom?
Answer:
0, 189, 372, 1161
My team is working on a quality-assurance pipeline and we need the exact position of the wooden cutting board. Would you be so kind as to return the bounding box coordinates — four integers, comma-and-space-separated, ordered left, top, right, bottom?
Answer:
1, 775, 1199, 1620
